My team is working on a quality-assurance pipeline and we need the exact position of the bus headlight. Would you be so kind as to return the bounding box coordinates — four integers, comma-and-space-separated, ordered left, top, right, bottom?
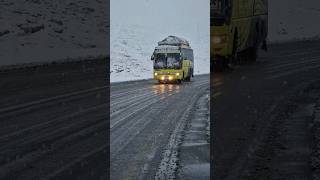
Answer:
176, 73, 180, 76
169, 76, 173, 80
161, 76, 165, 80
212, 35, 226, 44
154, 72, 158, 76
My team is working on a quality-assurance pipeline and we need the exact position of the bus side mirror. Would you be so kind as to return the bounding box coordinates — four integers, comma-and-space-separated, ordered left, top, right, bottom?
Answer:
151, 54, 154, 61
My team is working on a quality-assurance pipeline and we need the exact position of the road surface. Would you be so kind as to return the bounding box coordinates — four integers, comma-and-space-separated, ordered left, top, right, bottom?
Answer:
213, 40, 320, 180
0, 60, 108, 180
110, 75, 210, 180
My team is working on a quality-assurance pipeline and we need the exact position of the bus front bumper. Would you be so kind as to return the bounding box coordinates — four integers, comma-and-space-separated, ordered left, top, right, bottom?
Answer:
154, 72, 182, 82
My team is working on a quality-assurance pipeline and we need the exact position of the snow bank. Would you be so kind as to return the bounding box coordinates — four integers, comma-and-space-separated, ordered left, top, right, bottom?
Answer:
0, 0, 108, 66
269, 0, 320, 42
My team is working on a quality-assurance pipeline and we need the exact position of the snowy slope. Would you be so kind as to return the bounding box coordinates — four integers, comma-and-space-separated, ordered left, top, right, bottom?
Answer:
110, 0, 210, 82
110, 24, 154, 82
110, 23, 210, 82
1, 0, 319, 74
110, 0, 320, 82
0, 0, 108, 66
268, 0, 320, 42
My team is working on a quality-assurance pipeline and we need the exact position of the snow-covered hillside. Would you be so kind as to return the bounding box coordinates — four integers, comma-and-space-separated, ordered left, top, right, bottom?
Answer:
0, 0, 108, 66
110, 0, 210, 82
110, 24, 154, 82
1, 0, 320, 76
268, 0, 320, 42
110, 23, 210, 82
110, 0, 320, 82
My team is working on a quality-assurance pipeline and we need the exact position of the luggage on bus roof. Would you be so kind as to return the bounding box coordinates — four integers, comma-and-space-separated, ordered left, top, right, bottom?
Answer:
158, 36, 190, 47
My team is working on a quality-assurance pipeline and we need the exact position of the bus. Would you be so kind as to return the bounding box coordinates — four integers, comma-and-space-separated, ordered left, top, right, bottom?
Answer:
151, 36, 194, 83
211, 0, 268, 71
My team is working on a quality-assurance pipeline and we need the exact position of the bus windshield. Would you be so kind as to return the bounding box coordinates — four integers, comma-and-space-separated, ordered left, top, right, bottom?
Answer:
154, 53, 181, 69
211, 0, 231, 26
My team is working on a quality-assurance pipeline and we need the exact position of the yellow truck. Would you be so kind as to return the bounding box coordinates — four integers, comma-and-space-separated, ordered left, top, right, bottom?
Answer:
151, 36, 194, 83
211, 0, 268, 71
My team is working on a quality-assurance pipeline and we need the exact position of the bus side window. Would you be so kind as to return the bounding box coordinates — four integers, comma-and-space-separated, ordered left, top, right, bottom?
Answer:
190, 50, 194, 61
182, 49, 186, 60
187, 49, 193, 61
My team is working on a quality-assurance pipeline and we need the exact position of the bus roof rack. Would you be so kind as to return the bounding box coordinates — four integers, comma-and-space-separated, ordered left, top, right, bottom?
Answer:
158, 36, 190, 47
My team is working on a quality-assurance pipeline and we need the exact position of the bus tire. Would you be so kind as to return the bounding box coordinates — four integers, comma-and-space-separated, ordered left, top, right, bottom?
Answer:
185, 75, 191, 81
231, 30, 239, 64
248, 47, 258, 62
213, 62, 223, 72
185, 69, 191, 81
213, 56, 228, 72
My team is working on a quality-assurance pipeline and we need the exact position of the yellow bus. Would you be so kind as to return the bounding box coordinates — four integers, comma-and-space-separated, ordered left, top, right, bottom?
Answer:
151, 36, 194, 83
211, 0, 268, 71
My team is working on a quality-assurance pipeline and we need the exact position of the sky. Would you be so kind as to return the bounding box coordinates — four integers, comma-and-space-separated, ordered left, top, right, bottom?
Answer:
110, 0, 209, 47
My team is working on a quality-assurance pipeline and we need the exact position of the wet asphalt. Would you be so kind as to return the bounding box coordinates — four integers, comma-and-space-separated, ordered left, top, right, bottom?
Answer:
0, 60, 108, 180
110, 75, 210, 180
213, 40, 320, 180
3, 40, 320, 180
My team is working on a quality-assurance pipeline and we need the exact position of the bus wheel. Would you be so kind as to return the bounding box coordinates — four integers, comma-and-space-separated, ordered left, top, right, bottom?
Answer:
213, 62, 223, 72
185, 70, 191, 81
177, 79, 182, 84
248, 47, 258, 62
231, 31, 239, 64
213, 57, 228, 72
158, 80, 162, 84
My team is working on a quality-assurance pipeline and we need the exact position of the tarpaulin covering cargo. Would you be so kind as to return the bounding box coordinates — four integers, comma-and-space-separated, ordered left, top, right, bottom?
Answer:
157, 36, 190, 47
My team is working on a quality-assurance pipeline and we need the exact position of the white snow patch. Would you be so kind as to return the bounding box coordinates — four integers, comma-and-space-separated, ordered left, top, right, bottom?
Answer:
269, 0, 320, 42
0, 0, 108, 66
110, 24, 155, 82
110, 0, 210, 82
